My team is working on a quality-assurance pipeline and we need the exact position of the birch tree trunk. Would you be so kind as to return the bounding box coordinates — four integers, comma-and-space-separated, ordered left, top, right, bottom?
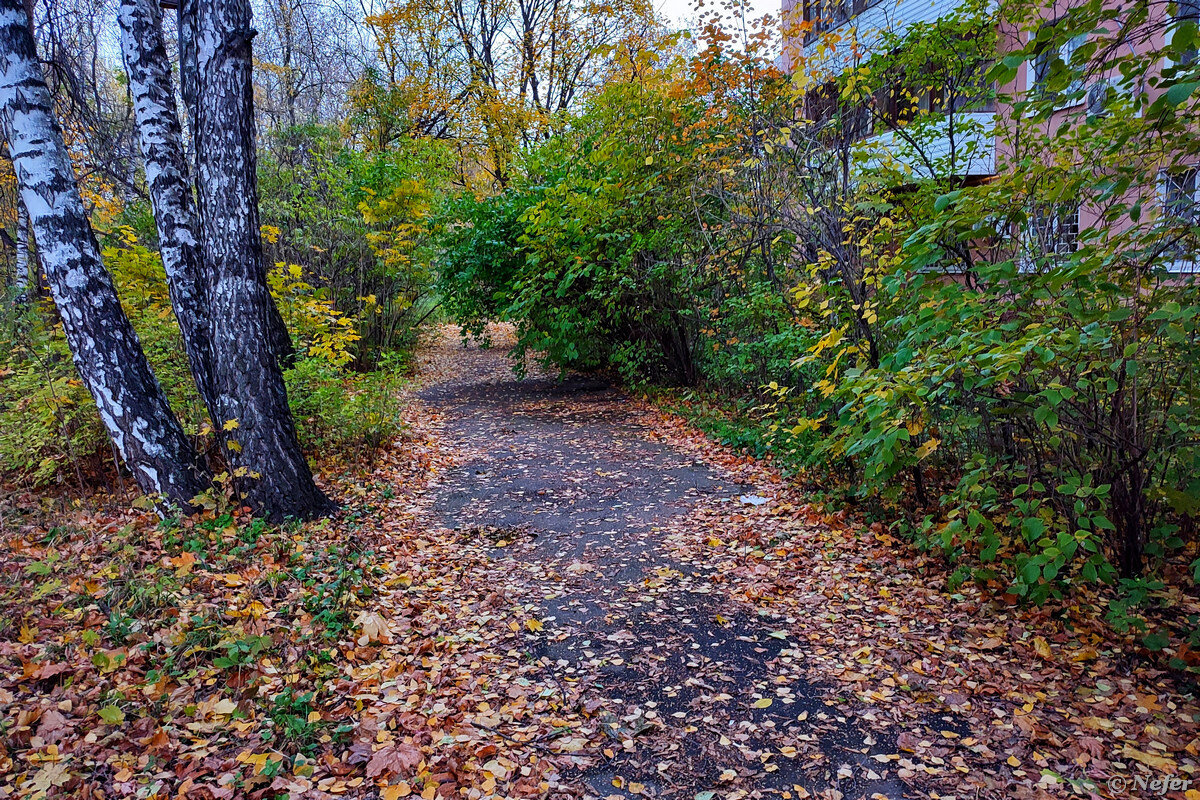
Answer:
177, 0, 294, 370
13, 200, 28, 295
118, 0, 217, 420
193, 0, 332, 519
0, 0, 209, 505
177, 0, 198, 167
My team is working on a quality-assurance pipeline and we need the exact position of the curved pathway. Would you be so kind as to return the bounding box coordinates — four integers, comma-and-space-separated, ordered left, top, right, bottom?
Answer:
416, 335, 916, 799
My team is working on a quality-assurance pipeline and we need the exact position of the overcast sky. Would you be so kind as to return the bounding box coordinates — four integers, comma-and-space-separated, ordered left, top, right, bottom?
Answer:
655, 0, 782, 54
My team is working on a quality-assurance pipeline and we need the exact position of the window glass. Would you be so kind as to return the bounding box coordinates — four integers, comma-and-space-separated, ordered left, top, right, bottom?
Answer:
1031, 30, 1087, 104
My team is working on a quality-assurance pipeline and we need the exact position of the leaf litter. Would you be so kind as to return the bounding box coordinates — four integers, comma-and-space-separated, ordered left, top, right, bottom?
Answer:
0, 324, 1197, 800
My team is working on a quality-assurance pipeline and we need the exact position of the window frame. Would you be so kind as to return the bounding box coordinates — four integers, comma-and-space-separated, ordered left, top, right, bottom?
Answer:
1159, 165, 1200, 272
1027, 23, 1089, 109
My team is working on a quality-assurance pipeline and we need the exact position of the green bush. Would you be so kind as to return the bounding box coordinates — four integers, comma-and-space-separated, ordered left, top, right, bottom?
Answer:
0, 237, 409, 489
285, 355, 408, 460
0, 299, 111, 486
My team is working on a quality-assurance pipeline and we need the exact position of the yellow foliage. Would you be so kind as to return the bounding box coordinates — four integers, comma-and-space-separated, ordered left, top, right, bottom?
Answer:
268, 264, 362, 368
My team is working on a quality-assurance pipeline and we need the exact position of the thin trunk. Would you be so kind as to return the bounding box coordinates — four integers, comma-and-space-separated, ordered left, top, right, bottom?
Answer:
118, 0, 218, 422
177, 0, 198, 165
0, 0, 209, 505
192, 0, 331, 519
13, 201, 28, 295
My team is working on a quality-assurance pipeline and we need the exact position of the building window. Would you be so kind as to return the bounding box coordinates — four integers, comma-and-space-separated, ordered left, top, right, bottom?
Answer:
801, 0, 881, 43
1030, 26, 1087, 105
1164, 167, 1198, 221
1163, 166, 1199, 265
1030, 204, 1080, 257
1173, 0, 1199, 66
948, 61, 997, 112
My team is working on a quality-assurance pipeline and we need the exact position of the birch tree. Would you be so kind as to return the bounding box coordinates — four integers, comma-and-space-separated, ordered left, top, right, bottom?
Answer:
192, 0, 332, 519
12, 200, 27, 295
0, 0, 209, 505
118, 0, 217, 419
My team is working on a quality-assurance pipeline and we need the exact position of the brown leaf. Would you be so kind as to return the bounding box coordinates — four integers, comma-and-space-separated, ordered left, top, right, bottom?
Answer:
35, 709, 70, 743
366, 743, 423, 778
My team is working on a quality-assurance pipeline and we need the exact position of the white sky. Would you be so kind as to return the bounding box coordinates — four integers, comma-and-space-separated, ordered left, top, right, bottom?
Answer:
655, 0, 783, 54
655, 0, 781, 28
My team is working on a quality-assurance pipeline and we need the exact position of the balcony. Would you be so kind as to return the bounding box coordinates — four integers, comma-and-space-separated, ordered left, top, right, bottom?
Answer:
852, 110, 997, 180
795, 0, 998, 74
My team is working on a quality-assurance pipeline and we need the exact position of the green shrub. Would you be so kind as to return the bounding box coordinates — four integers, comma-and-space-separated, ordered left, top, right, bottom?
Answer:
0, 302, 111, 486
0, 235, 409, 489
284, 355, 408, 460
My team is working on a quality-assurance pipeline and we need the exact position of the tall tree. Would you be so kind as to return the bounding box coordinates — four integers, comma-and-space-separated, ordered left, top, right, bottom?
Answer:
0, 0, 209, 505
178, 0, 294, 369
192, 0, 332, 519
118, 0, 217, 419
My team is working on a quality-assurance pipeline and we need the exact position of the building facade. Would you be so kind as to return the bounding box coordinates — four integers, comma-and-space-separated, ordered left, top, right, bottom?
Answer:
779, 0, 1199, 264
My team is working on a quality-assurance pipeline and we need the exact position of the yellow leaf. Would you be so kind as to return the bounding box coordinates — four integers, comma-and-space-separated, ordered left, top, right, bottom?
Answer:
1122, 745, 1175, 770
524, 618, 544, 632
1069, 646, 1099, 662
1007, 755, 1020, 767
1032, 636, 1053, 660
915, 438, 940, 460
222, 419, 239, 431
382, 784, 412, 800
644, 156, 654, 165
752, 698, 773, 708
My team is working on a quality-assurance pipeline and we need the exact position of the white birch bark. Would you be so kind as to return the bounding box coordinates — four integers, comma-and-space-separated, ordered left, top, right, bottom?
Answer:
12, 199, 28, 294
0, 0, 209, 506
118, 0, 218, 419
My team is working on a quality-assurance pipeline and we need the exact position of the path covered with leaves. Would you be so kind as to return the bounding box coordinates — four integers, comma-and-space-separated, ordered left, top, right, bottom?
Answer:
392, 332, 911, 799
4, 327, 1200, 800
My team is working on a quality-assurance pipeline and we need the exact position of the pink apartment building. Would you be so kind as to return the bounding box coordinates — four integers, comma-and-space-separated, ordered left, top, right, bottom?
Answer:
779, 0, 1200, 263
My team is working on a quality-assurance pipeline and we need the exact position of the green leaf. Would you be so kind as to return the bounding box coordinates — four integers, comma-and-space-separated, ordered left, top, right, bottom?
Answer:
1143, 631, 1170, 651
1166, 81, 1200, 106
98, 706, 125, 725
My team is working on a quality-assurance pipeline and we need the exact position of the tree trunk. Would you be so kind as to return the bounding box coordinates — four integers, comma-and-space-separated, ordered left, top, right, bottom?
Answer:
177, 0, 294, 370
13, 200, 28, 295
177, 0, 198, 165
0, 0, 209, 506
118, 0, 218, 422
192, 0, 331, 519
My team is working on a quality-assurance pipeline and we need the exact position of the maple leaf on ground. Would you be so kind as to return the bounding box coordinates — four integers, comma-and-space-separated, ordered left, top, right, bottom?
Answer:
366, 743, 423, 778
